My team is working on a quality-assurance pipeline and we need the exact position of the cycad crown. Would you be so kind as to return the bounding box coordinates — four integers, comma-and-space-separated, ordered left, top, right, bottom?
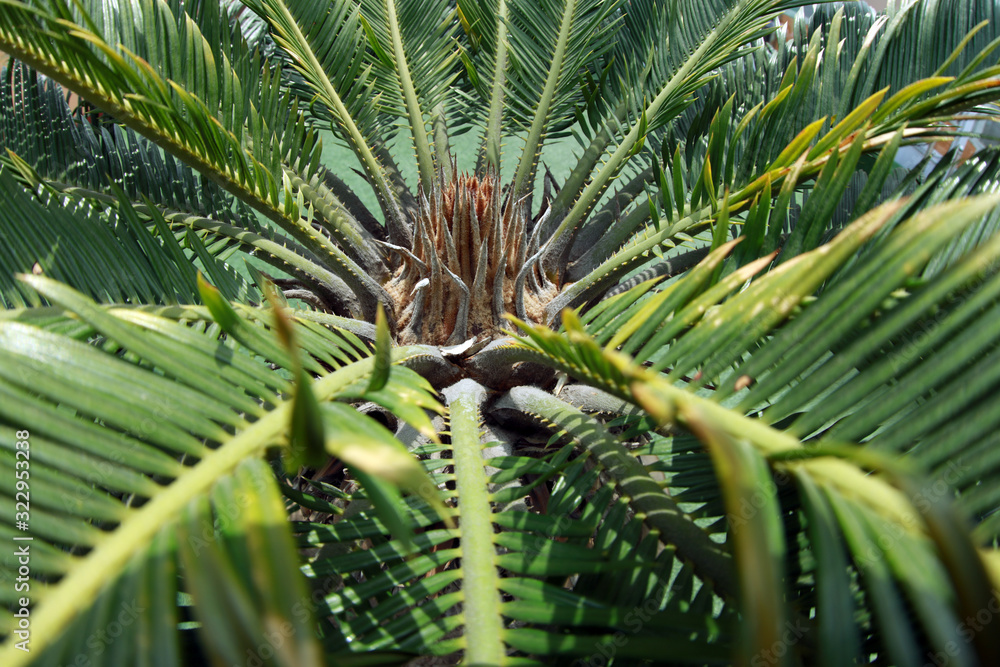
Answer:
384, 166, 558, 345
3, 1, 1000, 666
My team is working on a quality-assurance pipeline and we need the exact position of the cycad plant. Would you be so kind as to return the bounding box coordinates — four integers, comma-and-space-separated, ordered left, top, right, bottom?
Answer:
3, 0, 1000, 664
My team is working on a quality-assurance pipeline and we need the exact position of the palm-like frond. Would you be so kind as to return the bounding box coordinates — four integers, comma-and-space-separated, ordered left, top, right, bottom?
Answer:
0, 275, 436, 665
0, 59, 259, 226
4, 67, 388, 319
0, 0, 306, 215
501, 0, 621, 196
0, 60, 261, 307
0, 275, 744, 665
241, 0, 419, 244
0, 0, 395, 317
0, 166, 253, 307
541, 0, 808, 253
560, 0, 1000, 285
511, 189, 1000, 663
357, 0, 461, 183
291, 377, 737, 663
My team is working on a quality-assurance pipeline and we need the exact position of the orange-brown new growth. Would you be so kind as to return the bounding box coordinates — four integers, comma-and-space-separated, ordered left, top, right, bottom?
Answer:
386, 169, 555, 345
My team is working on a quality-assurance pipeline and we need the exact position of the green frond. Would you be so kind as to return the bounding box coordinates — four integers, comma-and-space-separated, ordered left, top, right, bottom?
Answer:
290, 397, 736, 663
0, 0, 396, 317
542, 0, 805, 273
510, 243, 1000, 663
559, 43, 1000, 310
242, 0, 414, 245
503, 0, 620, 199
0, 0, 305, 215
358, 0, 461, 185
0, 59, 255, 226
0, 70, 375, 314
498, 384, 738, 598
0, 168, 253, 307
0, 276, 439, 665
556, 0, 1000, 290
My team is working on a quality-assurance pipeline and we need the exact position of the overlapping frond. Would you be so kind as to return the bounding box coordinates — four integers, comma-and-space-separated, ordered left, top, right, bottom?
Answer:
358, 0, 461, 184
287, 377, 736, 663
0, 168, 252, 307
846, 0, 1000, 113
0, 60, 386, 314
0, 275, 441, 665
241, 0, 417, 245
0, 0, 395, 317
557, 0, 1000, 288
556, 11, 1000, 305
509, 187, 1000, 660
0, 58, 258, 227
0, 278, 741, 665
0, 0, 307, 216
542, 0, 804, 258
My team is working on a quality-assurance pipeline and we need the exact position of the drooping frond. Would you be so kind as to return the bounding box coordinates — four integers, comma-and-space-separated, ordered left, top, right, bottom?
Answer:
0, 0, 392, 317
0, 59, 383, 314
0, 275, 442, 666
0, 59, 253, 225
